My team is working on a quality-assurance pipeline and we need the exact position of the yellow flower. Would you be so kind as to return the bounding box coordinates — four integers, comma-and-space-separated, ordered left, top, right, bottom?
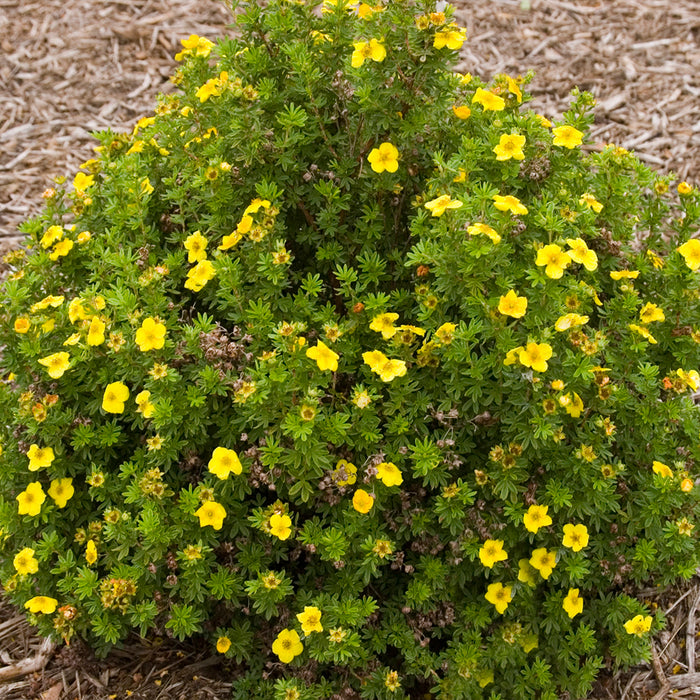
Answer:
367, 142, 399, 173
297, 606, 323, 634
73, 171, 94, 195
505, 75, 522, 102
652, 460, 673, 479
30, 294, 64, 313
523, 505, 552, 534
244, 198, 271, 215
25, 596, 58, 614
27, 444, 55, 471
497, 290, 527, 318
14, 317, 31, 334
38, 352, 71, 379
503, 346, 523, 366
184, 231, 208, 263
485, 582, 512, 614
86, 316, 106, 346
492, 194, 528, 216
385, 670, 401, 692
624, 614, 652, 636
552, 125, 584, 149
563, 589, 583, 619
610, 269, 639, 280
269, 513, 292, 540
17, 482, 46, 517
555, 313, 589, 332
579, 193, 603, 213
472, 87, 505, 112
369, 312, 399, 339
216, 636, 231, 654
135, 317, 167, 351
678, 182, 693, 195
517, 559, 538, 588
48, 478, 74, 508
195, 501, 226, 530
433, 25, 467, 50
566, 238, 598, 271
102, 381, 130, 413
639, 303, 665, 324
452, 105, 471, 119
306, 341, 340, 372
493, 133, 526, 161
681, 477, 695, 492
376, 462, 403, 487
518, 342, 553, 373
272, 629, 304, 663
49, 239, 74, 261
135, 390, 155, 418
435, 322, 457, 344
332, 459, 357, 486
536, 244, 571, 279
560, 522, 590, 553
560, 392, 584, 417
479, 539, 507, 568
529, 547, 556, 579
196, 71, 228, 102
351, 39, 386, 68
85, 540, 97, 566
13, 548, 39, 575
40, 225, 64, 249
362, 350, 407, 382
424, 194, 463, 217
175, 34, 214, 61
628, 323, 657, 344
185, 259, 216, 292
208, 447, 243, 479
352, 488, 374, 513
467, 222, 501, 244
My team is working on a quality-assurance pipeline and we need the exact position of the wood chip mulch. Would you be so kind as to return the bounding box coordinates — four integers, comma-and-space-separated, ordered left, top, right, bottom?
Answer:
1, 0, 700, 698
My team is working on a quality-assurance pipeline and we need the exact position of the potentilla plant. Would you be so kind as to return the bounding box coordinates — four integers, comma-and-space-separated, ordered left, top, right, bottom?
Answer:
1, 1, 700, 698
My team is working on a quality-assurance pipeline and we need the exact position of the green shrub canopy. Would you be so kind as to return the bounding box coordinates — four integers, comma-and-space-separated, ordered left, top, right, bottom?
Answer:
1, 1, 700, 698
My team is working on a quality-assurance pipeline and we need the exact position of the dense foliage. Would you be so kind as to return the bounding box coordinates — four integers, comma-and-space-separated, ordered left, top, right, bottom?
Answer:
2, 1, 700, 697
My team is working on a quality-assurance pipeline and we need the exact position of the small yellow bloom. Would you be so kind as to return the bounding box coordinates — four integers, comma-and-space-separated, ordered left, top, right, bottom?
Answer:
73, 171, 94, 195
485, 582, 512, 614
13, 548, 39, 575
434, 322, 457, 344
38, 352, 71, 379
17, 482, 46, 517
552, 125, 584, 149
216, 636, 231, 654
85, 540, 98, 566
433, 25, 467, 51
472, 87, 505, 112
497, 290, 527, 318
639, 303, 665, 324
376, 462, 403, 487
467, 222, 501, 244
492, 194, 528, 216
493, 133, 526, 161
678, 182, 693, 195
272, 629, 304, 663
351, 39, 386, 68
297, 606, 323, 634
555, 313, 589, 332
86, 316, 106, 346
610, 270, 639, 280
369, 312, 399, 339
517, 559, 538, 588
624, 614, 652, 636
25, 596, 58, 614
563, 589, 583, 619
269, 513, 292, 540
184, 231, 208, 263
452, 105, 471, 119
352, 488, 374, 513
27, 444, 55, 471
424, 194, 463, 217
306, 341, 340, 371
479, 539, 507, 568
174, 34, 214, 61
135, 390, 155, 418
523, 505, 552, 534
579, 193, 603, 213
536, 244, 571, 279
135, 317, 167, 351
529, 547, 556, 579
652, 460, 673, 479
14, 317, 31, 334
562, 523, 589, 552
49, 239, 74, 261
48, 478, 74, 508
208, 447, 243, 479
566, 238, 598, 271
102, 381, 129, 413
195, 501, 226, 530
40, 225, 63, 249
185, 260, 216, 292
367, 142, 399, 173
362, 350, 407, 382
518, 342, 553, 373
628, 323, 657, 344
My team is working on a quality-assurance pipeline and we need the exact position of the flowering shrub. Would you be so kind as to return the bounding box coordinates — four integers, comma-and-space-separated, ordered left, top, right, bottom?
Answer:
1, 1, 700, 697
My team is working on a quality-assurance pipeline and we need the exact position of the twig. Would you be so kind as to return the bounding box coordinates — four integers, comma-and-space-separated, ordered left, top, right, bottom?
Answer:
0, 637, 55, 681
686, 587, 700, 673
650, 640, 669, 700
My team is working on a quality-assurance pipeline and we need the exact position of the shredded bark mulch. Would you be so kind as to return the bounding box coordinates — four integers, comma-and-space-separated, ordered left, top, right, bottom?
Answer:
1, 0, 700, 698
